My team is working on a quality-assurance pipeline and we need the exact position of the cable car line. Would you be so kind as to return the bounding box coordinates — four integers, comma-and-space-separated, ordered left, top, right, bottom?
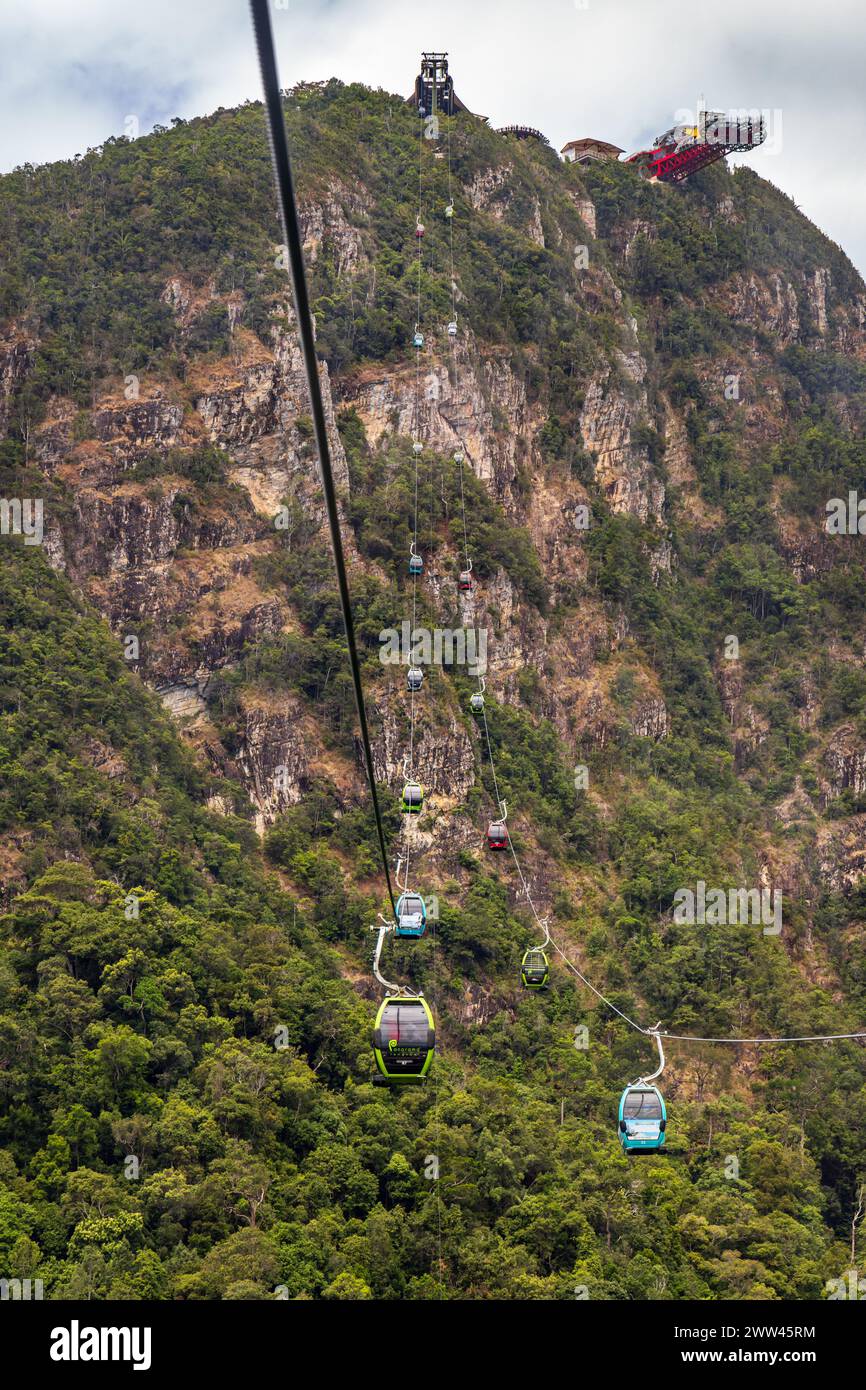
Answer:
439, 132, 865, 1051
250, 0, 397, 920
400, 107, 427, 910
252, 0, 865, 1127
660, 1028, 866, 1044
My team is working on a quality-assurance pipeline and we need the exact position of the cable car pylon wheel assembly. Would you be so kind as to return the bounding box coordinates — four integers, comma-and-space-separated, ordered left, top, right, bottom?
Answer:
251, 1, 866, 1131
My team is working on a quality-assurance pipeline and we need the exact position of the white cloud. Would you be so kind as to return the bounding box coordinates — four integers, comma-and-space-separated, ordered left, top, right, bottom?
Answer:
1, 0, 865, 276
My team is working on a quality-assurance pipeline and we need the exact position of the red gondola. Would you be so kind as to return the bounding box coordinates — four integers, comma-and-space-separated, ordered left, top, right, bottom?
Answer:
487, 819, 508, 850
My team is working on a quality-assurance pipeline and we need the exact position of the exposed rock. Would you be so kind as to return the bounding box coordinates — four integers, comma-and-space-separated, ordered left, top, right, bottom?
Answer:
0, 328, 36, 435
810, 267, 831, 337
342, 338, 542, 500
823, 725, 866, 800
194, 318, 348, 492
569, 192, 597, 238
725, 271, 801, 345
374, 694, 476, 804
579, 369, 665, 523
300, 180, 368, 277
630, 696, 669, 740
235, 692, 317, 832
816, 816, 866, 892
91, 395, 185, 457
159, 684, 209, 725
466, 166, 513, 218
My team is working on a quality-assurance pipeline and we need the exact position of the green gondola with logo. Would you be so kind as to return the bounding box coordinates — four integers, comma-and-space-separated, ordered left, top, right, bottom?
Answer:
372, 993, 435, 1085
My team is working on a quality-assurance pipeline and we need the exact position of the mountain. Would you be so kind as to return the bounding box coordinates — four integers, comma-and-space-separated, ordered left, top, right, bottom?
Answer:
2, 78, 866, 1300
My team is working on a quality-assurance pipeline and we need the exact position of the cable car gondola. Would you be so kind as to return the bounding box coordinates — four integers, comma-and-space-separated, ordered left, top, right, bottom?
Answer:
520, 947, 550, 990
617, 1084, 667, 1153
487, 819, 508, 850
469, 691, 485, 714
412, 328, 424, 349
447, 319, 458, 337
407, 665, 424, 692
395, 891, 427, 938
445, 201, 454, 220
409, 550, 423, 576
415, 219, 425, 239
401, 780, 424, 814
458, 568, 474, 593
372, 993, 435, 1085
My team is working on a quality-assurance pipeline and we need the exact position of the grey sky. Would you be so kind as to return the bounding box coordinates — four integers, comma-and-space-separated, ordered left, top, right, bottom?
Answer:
2, 0, 865, 277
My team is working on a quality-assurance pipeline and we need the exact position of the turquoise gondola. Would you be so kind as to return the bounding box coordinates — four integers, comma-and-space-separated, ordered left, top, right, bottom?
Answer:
395, 891, 427, 938
617, 1084, 667, 1153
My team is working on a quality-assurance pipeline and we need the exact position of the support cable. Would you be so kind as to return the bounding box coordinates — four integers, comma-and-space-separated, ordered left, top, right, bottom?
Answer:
250, 0, 396, 917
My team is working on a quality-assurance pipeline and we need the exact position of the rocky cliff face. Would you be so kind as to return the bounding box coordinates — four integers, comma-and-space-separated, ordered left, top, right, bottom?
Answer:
4, 88, 866, 965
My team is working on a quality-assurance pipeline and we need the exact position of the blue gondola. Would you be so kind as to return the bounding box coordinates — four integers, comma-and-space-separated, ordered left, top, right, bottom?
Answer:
395, 891, 427, 938
409, 552, 423, 576
617, 1084, 667, 1153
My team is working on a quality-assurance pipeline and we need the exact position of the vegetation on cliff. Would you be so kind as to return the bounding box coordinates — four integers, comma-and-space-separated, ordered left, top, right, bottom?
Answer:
2, 80, 866, 1299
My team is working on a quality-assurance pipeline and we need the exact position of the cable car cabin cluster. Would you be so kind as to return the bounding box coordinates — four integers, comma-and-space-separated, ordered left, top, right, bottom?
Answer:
618, 1084, 667, 1152
250, 16, 692, 1134
372, 994, 435, 1085
365, 87, 671, 1128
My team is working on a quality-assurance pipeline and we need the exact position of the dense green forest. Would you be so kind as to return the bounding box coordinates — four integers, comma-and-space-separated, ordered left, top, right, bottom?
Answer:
2, 80, 866, 1300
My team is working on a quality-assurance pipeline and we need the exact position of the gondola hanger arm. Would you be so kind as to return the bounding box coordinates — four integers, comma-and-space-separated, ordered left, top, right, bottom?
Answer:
636, 1024, 665, 1085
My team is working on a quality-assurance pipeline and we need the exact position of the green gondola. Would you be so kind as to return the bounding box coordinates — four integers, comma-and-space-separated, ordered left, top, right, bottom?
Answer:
372, 993, 435, 1085
401, 780, 424, 814
520, 947, 550, 990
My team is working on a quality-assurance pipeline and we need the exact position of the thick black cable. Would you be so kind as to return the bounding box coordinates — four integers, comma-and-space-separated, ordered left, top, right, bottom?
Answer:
250, 0, 397, 917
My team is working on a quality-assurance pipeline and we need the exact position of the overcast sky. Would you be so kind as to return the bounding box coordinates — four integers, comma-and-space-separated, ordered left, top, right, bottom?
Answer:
2, 0, 865, 277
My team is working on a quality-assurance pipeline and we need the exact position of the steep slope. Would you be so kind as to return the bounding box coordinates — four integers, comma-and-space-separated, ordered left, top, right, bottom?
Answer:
2, 80, 866, 1299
